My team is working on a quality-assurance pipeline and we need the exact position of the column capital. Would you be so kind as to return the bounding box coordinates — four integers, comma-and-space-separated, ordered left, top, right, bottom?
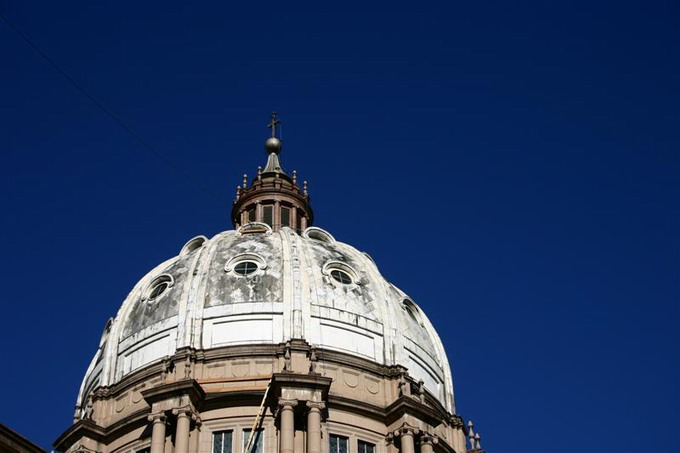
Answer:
394, 423, 419, 437
449, 415, 465, 429
306, 401, 326, 411
419, 433, 439, 446
172, 405, 199, 421
148, 412, 167, 423
278, 397, 298, 409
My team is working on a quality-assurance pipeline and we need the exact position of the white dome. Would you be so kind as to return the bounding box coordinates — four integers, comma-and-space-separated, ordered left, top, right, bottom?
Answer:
78, 225, 455, 412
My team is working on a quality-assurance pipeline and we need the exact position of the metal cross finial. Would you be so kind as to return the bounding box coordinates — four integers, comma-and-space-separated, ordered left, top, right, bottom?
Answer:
267, 111, 281, 138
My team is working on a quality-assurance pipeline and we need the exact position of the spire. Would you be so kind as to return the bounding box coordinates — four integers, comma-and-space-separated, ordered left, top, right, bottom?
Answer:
230, 113, 313, 232
263, 111, 285, 174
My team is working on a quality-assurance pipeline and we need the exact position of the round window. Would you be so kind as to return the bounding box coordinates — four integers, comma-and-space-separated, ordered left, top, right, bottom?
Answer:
148, 282, 169, 301
330, 269, 352, 285
234, 261, 258, 276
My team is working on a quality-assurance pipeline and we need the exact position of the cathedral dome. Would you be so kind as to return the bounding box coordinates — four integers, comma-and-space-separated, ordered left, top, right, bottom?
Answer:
78, 224, 455, 413
60, 115, 481, 453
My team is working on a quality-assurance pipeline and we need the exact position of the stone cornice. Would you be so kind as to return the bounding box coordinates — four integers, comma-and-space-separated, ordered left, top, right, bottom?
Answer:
385, 396, 446, 427
327, 395, 386, 420
141, 378, 205, 408
53, 420, 105, 452
270, 372, 332, 399
0, 424, 47, 453
55, 408, 150, 452
202, 390, 266, 411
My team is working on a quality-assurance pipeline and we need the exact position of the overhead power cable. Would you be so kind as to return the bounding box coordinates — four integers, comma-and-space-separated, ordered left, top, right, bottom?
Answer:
0, 12, 227, 204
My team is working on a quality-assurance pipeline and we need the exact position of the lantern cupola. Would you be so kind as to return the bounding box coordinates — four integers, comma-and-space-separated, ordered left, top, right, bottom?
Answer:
231, 112, 313, 232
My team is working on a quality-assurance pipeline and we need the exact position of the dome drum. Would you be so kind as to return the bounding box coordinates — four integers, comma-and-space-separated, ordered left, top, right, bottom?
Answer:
58, 340, 468, 453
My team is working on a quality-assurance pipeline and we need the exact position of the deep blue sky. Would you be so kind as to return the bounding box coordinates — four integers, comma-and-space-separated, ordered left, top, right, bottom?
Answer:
1, 1, 678, 451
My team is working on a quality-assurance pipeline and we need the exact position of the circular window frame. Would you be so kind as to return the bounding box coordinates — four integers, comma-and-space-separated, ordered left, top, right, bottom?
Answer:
142, 274, 175, 303
322, 261, 359, 286
225, 253, 267, 275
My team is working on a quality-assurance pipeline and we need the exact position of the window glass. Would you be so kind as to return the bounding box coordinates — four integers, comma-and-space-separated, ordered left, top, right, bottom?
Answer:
281, 206, 290, 227
330, 434, 348, 453
148, 282, 168, 300
242, 428, 263, 453
247, 207, 256, 222
358, 440, 375, 453
263, 206, 273, 226
213, 431, 233, 453
330, 269, 352, 284
296, 212, 303, 232
234, 261, 258, 276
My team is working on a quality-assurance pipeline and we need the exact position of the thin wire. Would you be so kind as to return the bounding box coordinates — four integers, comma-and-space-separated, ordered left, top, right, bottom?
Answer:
0, 12, 227, 204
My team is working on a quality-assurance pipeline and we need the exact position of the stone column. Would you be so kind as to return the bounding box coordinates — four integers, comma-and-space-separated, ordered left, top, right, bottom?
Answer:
419, 433, 438, 453
306, 401, 325, 453
278, 398, 298, 453
395, 425, 418, 453
148, 412, 167, 453
173, 407, 194, 453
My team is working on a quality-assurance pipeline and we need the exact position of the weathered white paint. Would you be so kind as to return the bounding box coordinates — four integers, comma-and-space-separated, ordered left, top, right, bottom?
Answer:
76, 226, 456, 413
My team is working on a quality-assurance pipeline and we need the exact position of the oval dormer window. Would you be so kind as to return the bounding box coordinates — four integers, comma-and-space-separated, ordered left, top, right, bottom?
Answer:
322, 261, 359, 286
225, 253, 267, 276
143, 274, 174, 303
